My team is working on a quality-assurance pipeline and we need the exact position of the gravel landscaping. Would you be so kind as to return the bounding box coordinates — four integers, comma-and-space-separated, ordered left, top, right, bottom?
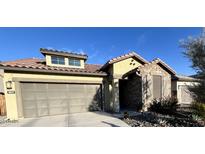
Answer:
0, 116, 18, 127
123, 111, 205, 127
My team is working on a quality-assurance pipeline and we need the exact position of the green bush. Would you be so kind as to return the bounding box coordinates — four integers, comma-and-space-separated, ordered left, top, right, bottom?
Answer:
191, 102, 205, 119
148, 97, 179, 115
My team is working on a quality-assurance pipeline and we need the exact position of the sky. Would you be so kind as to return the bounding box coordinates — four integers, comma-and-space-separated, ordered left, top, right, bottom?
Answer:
0, 27, 202, 75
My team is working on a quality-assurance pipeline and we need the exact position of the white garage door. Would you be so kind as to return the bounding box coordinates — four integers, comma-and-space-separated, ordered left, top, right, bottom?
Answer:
21, 83, 102, 118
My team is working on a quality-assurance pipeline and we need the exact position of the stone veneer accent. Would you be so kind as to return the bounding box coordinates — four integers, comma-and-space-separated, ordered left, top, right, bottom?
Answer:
104, 61, 172, 112
137, 62, 172, 110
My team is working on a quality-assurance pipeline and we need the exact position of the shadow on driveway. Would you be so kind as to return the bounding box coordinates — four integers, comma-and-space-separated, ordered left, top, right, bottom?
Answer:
101, 121, 120, 127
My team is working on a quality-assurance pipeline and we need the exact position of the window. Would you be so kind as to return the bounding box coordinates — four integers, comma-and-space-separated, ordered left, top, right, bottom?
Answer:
51, 56, 65, 65
153, 75, 162, 99
69, 58, 81, 66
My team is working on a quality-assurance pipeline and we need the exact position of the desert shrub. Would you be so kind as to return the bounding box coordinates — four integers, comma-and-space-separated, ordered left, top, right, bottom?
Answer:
191, 102, 205, 119
148, 97, 179, 115
88, 101, 101, 111
123, 112, 129, 119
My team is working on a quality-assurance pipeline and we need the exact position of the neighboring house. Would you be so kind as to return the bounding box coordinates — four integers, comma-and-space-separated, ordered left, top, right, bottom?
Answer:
0, 48, 198, 120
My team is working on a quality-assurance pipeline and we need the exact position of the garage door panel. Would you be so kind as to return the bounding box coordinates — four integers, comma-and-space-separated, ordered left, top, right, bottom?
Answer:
68, 97, 86, 105
68, 90, 85, 95
86, 88, 99, 92
38, 108, 49, 117
22, 92, 36, 100
67, 94, 86, 99
36, 100, 48, 108
68, 105, 88, 113
67, 94, 86, 98
68, 84, 85, 92
47, 92, 68, 99
35, 84, 47, 90
35, 92, 47, 99
23, 100, 36, 108
21, 83, 35, 91
86, 97, 96, 104
47, 84, 68, 91
23, 109, 37, 118
48, 99, 68, 107
68, 84, 84, 88
49, 107, 68, 115
21, 83, 102, 118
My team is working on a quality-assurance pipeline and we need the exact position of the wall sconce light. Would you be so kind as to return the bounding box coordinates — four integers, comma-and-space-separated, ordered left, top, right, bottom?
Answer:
6, 81, 12, 89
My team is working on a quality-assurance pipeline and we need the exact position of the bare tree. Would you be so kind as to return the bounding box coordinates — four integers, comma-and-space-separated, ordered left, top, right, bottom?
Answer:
180, 28, 205, 103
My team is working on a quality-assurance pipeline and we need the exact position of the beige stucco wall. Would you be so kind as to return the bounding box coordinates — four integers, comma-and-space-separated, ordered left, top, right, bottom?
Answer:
46, 55, 85, 69
3, 72, 104, 120
113, 57, 142, 78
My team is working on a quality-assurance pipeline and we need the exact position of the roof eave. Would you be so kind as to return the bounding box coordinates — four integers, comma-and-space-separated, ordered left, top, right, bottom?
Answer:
100, 54, 148, 71
172, 76, 201, 82
99, 62, 109, 71
40, 49, 88, 60
0, 66, 107, 77
153, 59, 176, 75
172, 78, 200, 82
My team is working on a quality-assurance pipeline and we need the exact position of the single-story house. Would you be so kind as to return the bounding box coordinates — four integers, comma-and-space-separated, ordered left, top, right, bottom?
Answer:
0, 48, 198, 120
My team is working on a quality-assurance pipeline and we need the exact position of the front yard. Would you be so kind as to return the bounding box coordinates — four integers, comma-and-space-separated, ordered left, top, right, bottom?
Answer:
123, 111, 205, 127
122, 97, 205, 127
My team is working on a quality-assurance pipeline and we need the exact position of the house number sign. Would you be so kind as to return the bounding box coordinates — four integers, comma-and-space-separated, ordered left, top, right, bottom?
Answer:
7, 91, 15, 94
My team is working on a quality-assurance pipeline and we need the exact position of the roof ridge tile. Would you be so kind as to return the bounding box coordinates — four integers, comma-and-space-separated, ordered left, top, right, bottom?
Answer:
40, 48, 88, 57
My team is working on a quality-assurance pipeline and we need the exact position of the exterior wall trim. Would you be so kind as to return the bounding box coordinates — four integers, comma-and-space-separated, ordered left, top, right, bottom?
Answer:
0, 66, 107, 77
13, 77, 103, 84
15, 81, 24, 118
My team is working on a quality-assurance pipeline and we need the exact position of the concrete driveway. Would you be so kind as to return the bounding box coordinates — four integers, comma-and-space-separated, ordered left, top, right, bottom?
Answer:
1, 112, 129, 127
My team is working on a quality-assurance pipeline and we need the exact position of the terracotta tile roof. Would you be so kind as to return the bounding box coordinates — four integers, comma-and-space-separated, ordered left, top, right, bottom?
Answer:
0, 58, 106, 76
100, 51, 148, 70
